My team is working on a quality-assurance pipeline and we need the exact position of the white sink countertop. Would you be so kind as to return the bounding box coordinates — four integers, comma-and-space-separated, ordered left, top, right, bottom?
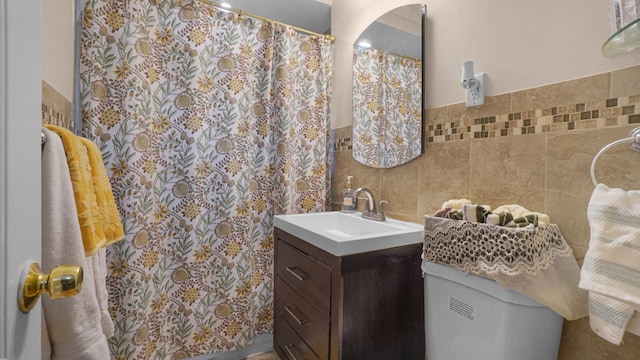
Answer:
274, 211, 423, 256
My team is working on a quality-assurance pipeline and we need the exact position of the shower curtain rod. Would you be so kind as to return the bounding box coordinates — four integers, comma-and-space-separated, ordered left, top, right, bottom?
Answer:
196, 0, 335, 43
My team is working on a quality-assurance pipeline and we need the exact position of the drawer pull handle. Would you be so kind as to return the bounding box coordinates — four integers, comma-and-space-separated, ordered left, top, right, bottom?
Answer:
284, 344, 301, 360
286, 266, 308, 281
284, 305, 308, 325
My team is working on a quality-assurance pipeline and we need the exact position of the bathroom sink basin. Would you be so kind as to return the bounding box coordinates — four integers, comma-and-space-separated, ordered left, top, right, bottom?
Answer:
274, 211, 423, 256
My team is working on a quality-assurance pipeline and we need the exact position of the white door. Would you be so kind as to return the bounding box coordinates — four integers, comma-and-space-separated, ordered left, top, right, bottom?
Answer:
0, 0, 43, 359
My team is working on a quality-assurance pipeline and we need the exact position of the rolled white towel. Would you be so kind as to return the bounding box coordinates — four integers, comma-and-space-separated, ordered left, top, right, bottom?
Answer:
462, 203, 478, 222
441, 199, 472, 211
493, 204, 528, 217
493, 204, 550, 226
486, 213, 500, 225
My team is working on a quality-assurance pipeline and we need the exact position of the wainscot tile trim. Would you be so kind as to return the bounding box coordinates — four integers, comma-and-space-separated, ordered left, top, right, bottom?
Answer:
426, 94, 640, 143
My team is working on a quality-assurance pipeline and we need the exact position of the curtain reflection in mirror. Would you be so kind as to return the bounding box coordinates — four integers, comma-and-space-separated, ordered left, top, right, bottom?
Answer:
352, 47, 422, 168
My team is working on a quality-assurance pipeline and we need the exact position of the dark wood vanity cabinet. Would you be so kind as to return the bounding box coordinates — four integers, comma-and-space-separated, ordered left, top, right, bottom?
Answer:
273, 227, 425, 360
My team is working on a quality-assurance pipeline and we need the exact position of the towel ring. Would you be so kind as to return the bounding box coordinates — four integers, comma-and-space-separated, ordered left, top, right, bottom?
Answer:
590, 127, 640, 186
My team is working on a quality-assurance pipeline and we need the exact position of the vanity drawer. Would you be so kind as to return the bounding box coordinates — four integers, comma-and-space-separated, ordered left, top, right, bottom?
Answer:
276, 276, 329, 359
275, 312, 321, 360
276, 240, 331, 315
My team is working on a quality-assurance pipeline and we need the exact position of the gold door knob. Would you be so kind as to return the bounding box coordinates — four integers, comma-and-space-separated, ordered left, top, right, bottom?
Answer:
18, 263, 83, 313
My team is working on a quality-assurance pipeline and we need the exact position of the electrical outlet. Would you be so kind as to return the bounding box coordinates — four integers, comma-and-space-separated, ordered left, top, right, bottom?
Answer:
466, 73, 485, 107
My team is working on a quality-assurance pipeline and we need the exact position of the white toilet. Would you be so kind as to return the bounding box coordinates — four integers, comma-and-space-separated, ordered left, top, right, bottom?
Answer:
422, 260, 564, 360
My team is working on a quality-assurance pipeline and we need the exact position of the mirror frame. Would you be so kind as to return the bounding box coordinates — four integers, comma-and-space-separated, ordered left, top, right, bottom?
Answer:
420, 4, 426, 157
352, 4, 426, 169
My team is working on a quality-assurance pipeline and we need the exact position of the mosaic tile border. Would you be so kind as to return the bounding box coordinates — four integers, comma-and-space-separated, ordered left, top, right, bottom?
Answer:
332, 136, 352, 151
332, 94, 640, 148
41, 103, 75, 131
427, 94, 640, 143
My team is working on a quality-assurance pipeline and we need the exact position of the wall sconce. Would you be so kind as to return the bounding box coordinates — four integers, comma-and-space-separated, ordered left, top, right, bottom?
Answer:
460, 60, 485, 107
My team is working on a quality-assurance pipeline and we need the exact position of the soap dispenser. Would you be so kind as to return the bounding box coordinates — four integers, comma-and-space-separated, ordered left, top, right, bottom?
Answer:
341, 176, 356, 212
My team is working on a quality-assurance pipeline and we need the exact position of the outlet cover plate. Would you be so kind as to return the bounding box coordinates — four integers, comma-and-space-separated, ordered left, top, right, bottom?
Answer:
466, 73, 485, 107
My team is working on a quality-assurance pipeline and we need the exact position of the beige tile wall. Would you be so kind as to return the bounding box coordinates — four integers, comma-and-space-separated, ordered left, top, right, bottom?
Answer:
42, 80, 74, 131
331, 64, 640, 359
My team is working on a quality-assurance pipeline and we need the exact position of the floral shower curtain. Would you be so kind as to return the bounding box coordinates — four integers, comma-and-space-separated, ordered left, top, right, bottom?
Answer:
79, 0, 332, 358
352, 47, 421, 168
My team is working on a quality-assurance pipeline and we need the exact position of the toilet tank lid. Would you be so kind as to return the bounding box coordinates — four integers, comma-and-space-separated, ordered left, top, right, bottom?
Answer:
421, 260, 545, 307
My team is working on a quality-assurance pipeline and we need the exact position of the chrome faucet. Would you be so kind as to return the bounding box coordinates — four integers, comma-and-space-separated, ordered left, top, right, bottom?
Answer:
354, 187, 389, 221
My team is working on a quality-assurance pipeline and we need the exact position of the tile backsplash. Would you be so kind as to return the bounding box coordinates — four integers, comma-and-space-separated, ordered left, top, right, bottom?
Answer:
426, 95, 640, 143
334, 94, 640, 146
41, 80, 74, 131
331, 64, 640, 359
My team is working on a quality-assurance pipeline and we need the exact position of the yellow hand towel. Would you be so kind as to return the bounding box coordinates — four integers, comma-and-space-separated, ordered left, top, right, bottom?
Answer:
79, 137, 124, 247
45, 125, 106, 255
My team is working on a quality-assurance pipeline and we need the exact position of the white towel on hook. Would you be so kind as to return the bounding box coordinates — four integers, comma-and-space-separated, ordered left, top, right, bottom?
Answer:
579, 183, 640, 345
41, 128, 110, 360
89, 247, 115, 338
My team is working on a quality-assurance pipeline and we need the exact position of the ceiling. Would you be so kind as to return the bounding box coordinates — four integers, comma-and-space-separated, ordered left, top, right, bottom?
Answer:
223, 0, 332, 34
221, 0, 421, 37
220, 0, 422, 58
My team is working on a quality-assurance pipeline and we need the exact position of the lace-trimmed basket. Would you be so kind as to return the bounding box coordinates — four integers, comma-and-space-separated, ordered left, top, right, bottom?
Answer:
422, 215, 574, 277
422, 215, 588, 320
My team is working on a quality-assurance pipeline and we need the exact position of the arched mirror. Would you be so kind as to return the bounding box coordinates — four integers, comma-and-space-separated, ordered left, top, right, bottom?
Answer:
352, 4, 425, 168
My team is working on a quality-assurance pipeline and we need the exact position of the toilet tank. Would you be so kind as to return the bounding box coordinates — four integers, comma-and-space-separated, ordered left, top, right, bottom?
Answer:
422, 260, 563, 360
